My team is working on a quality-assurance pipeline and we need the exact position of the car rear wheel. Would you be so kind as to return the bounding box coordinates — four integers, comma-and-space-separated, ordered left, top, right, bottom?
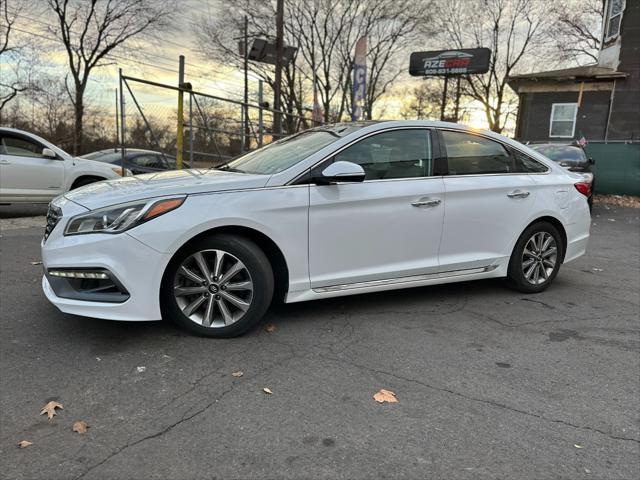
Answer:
507, 222, 563, 293
161, 234, 274, 337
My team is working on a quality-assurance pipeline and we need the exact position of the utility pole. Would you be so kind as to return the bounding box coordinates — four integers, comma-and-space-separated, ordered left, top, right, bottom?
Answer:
440, 75, 449, 121
243, 15, 250, 150
177, 55, 185, 169
273, 0, 284, 136
453, 77, 461, 123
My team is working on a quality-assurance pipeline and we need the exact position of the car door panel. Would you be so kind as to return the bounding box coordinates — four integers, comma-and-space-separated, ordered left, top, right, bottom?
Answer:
0, 134, 64, 201
440, 175, 537, 270
309, 178, 445, 288
438, 129, 537, 271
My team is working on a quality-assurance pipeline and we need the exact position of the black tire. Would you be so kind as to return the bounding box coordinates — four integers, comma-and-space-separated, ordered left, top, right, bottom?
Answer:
161, 234, 274, 338
506, 221, 564, 293
72, 176, 103, 189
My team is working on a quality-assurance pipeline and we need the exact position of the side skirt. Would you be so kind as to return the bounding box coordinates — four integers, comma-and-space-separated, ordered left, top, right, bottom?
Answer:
285, 264, 505, 304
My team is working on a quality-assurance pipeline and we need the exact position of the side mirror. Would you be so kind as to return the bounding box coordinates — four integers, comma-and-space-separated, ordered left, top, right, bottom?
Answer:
314, 161, 365, 185
42, 148, 57, 159
588, 157, 595, 165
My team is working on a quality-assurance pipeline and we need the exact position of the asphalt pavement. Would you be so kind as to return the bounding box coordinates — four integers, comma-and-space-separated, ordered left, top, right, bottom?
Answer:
1, 204, 638, 480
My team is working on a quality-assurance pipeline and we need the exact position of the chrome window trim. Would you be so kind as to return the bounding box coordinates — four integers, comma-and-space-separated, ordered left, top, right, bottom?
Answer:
286, 126, 436, 185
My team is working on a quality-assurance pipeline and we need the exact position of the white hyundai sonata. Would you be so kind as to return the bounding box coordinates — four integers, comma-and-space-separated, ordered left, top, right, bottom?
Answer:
41, 121, 591, 337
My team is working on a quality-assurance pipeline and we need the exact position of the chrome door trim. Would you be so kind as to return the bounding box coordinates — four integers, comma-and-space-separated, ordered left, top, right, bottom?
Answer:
312, 265, 498, 293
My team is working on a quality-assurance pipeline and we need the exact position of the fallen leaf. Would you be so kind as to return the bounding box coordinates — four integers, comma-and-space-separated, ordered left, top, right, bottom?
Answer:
72, 420, 88, 434
30, 261, 42, 265
136, 366, 146, 373
231, 371, 244, 378
574, 444, 584, 449
263, 387, 273, 394
265, 324, 277, 333
593, 268, 603, 272
373, 389, 398, 403
18, 440, 33, 448
40, 401, 63, 420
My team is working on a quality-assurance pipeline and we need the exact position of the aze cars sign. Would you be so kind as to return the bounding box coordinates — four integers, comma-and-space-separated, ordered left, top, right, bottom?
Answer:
409, 48, 491, 76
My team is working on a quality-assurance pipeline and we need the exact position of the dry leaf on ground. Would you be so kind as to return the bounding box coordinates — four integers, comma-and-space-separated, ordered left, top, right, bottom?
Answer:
72, 420, 88, 434
574, 444, 584, 449
30, 261, 42, 265
263, 387, 273, 394
18, 440, 33, 448
265, 324, 277, 333
40, 401, 63, 420
373, 389, 398, 403
231, 371, 244, 378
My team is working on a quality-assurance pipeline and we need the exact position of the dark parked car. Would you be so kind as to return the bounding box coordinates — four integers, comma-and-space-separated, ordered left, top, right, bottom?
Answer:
81, 149, 189, 175
529, 143, 595, 209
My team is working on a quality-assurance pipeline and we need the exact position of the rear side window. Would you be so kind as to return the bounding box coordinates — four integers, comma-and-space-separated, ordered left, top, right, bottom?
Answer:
442, 131, 512, 175
512, 150, 548, 173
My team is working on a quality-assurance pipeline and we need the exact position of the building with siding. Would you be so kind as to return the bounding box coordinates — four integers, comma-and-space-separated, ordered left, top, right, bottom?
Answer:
507, 0, 639, 195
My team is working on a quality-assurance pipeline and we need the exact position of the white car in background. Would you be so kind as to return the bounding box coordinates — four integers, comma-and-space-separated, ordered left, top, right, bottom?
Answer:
0, 127, 127, 204
41, 121, 591, 338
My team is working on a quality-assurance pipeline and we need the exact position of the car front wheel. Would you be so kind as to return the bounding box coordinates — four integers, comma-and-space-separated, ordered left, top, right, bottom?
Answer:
507, 222, 563, 293
161, 234, 274, 337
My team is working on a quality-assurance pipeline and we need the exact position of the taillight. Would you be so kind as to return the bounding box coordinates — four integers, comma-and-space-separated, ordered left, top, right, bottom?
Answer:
574, 182, 591, 197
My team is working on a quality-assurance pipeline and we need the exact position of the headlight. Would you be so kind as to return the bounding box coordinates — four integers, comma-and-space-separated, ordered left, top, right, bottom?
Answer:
111, 167, 133, 176
64, 197, 185, 235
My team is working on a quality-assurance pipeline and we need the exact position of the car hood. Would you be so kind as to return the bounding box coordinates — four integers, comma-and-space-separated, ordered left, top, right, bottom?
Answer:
64, 168, 270, 210
73, 156, 119, 172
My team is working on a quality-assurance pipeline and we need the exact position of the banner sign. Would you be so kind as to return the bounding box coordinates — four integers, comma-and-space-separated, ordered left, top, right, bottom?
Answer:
352, 37, 367, 121
409, 48, 491, 76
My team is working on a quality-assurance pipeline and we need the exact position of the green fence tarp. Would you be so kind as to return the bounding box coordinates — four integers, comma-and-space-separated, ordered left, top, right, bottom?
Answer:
585, 143, 640, 196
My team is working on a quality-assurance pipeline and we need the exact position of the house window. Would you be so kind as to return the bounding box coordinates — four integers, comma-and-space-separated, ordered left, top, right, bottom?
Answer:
605, 0, 624, 41
549, 103, 578, 138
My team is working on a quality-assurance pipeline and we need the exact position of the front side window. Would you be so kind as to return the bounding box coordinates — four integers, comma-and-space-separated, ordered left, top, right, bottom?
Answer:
334, 129, 432, 180
605, 0, 624, 41
550, 103, 578, 138
442, 131, 512, 175
1, 135, 45, 158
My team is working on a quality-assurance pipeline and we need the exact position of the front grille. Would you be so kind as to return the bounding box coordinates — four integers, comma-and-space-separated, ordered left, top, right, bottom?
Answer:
43, 204, 62, 242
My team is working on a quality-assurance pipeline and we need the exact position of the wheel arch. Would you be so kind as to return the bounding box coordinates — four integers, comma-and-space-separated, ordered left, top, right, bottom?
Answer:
164, 225, 290, 302
70, 175, 106, 189
521, 215, 568, 263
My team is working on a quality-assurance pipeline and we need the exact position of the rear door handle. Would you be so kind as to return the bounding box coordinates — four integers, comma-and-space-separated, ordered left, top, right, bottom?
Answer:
507, 190, 530, 198
411, 197, 441, 207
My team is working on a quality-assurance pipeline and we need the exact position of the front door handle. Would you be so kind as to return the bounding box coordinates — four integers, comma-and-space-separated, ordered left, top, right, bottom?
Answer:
507, 190, 530, 198
0, 159, 10, 165
411, 197, 441, 207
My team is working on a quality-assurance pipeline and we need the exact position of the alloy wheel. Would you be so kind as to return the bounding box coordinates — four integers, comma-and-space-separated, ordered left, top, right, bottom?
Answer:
521, 232, 557, 285
173, 249, 254, 328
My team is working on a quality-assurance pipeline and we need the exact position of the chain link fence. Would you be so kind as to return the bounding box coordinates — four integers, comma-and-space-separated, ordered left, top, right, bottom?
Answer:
119, 72, 316, 170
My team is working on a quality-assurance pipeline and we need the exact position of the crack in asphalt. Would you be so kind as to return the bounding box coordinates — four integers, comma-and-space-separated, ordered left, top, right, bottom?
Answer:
73, 347, 297, 480
314, 353, 640, 445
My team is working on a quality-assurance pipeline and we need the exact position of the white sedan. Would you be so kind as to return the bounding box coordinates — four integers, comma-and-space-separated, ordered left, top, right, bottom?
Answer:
0, 127, 126, 204
41, 121, 591, 337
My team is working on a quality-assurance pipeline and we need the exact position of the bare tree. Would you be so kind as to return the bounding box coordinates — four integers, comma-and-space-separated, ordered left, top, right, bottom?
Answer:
196, 0, 426, 124
548, 0, 602, 65
0, 0, 31, 113
46, 0, 174, 154
433, 0, 550, 133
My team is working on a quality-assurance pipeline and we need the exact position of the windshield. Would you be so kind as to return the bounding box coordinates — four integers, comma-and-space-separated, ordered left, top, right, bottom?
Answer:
222, 128, 356, 175
530, 145, 587, 163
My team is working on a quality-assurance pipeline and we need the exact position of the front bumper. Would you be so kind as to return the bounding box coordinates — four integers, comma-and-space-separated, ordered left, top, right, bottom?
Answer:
42, 225, 172, 321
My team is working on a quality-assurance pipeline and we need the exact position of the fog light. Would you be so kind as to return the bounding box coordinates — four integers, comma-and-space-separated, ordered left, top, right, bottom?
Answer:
49, 270, 109, 279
